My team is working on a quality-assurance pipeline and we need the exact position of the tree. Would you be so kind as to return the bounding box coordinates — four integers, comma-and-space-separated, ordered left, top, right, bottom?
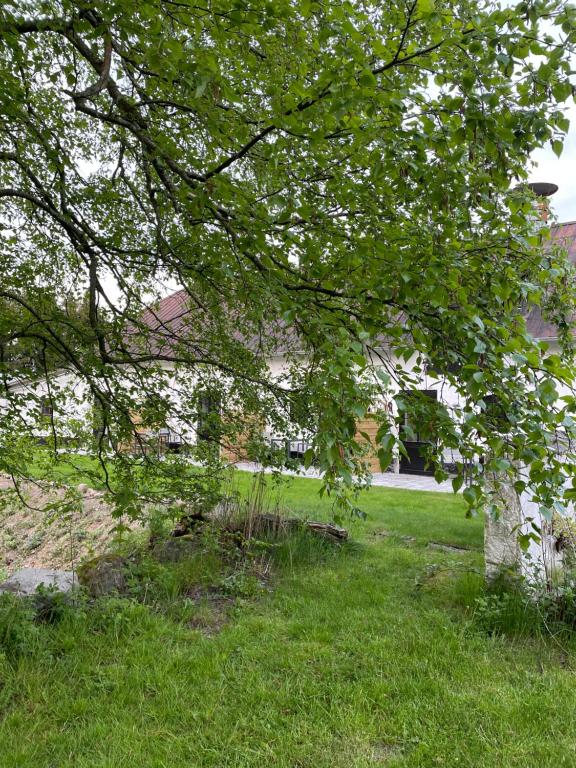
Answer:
1, 0, 576, 519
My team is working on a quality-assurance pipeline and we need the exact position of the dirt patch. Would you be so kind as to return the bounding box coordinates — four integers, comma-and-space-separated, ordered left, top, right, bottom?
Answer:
0, 476, 140, 576
370, 742, 404, 763
185, 586, 236, 636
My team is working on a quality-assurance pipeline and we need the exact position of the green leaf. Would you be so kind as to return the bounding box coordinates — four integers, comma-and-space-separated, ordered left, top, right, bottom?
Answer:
359, 70, 377, 88
452, 474, 464, 493
417, 0, 435, 15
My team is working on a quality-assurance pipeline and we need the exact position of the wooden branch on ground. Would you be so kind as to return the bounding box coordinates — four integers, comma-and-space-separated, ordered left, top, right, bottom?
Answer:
251, 513, 348, 542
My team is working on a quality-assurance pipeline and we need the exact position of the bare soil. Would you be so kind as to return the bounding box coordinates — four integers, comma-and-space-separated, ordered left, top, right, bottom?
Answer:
0, 476, 139, 577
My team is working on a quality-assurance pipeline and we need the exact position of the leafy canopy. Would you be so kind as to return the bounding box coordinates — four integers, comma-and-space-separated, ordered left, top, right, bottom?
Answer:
1, 0, 576, 516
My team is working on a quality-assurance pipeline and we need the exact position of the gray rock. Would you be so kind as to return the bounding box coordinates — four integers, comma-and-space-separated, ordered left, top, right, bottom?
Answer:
153, 536, 200, 563
0, 568, 76, 596
77, 555, 128, 597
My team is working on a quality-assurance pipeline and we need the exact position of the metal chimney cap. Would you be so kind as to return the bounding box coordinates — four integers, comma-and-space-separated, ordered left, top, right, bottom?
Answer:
527, 182, 558, 197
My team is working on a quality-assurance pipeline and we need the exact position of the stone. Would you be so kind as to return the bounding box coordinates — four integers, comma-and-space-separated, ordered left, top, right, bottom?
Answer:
152, 535, 201, 563
0, 568, 76, 596
77, 555, 129, 596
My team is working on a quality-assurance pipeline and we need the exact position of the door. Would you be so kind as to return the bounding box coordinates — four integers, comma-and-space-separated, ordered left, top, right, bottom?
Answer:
399, 389, 438, 476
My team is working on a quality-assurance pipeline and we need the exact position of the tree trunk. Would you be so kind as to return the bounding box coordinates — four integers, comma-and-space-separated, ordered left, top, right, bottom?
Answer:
484, 470, 522, 580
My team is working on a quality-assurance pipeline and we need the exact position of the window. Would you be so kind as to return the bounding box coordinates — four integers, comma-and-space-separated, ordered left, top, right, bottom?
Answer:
197, 390, 222, 443
40, 397, 53, 419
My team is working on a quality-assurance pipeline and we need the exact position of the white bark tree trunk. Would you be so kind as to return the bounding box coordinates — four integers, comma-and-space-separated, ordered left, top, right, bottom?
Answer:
484, 470, 523, 580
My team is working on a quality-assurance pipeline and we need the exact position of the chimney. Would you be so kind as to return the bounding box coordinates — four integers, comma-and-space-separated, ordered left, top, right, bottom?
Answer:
527, 182, 558, 222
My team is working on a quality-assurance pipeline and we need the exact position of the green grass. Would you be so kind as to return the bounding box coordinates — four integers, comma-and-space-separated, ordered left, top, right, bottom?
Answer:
25, 450, 482, 550
2, 471, 576, 766
26, 450, 108, 486
229, 470, 482, 550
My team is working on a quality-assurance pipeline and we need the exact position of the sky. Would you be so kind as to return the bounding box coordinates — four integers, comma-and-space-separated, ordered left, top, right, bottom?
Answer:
502, 0, 576, 224
529, 103, 576, 224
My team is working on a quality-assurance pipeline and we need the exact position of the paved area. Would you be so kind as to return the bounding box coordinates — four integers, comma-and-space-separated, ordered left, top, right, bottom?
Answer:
234, 462, 456, 493
368, 472, 455, 493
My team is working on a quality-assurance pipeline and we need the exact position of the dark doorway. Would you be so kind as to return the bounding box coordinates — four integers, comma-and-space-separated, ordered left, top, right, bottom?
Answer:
399, 389, 438, 476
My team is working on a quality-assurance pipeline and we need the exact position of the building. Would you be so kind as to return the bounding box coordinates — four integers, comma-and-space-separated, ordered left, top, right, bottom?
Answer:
2, 187, 574, 480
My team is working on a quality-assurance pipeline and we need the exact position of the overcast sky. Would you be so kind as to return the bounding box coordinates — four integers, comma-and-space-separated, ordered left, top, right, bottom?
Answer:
501, 0, 576, 224
529, 103, 576, 223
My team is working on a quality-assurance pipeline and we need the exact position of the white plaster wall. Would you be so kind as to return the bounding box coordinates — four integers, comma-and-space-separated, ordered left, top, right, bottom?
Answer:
1, 371, 92, 438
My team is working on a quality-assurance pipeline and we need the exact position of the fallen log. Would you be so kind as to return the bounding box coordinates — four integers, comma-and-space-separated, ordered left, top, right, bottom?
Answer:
305, 520, 348, 541
246, 513, 348, 542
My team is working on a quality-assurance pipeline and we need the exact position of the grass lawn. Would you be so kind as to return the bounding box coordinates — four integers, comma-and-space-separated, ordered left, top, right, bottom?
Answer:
1, 472, 576, 767
23, 451, 479, 550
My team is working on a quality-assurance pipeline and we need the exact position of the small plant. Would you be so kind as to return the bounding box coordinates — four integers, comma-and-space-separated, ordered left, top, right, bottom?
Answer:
0, 594, 41, 661
1, 527, 17, 551
474, 591, 531, 636
535, 577, 576, 629
473, 564, 576, 638
24, 530, 45, 552
147, 506, 174, 542
32, 585, 73, 625
218, 569, 265, 599
86, 597, 152, 641
551, 513, 576, 580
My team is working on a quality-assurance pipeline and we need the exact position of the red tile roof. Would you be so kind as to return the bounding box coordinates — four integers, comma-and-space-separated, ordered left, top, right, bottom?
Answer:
552, 221, 576, 262
134, 289, 297, 358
